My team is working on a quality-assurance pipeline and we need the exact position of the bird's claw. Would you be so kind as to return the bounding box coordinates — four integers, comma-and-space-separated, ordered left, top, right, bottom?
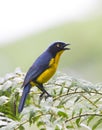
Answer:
45, 94, 52, 100
39, 92, 52, 104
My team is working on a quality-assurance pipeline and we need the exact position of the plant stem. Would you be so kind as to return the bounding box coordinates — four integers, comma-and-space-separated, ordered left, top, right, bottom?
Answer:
65, 113, 102, 123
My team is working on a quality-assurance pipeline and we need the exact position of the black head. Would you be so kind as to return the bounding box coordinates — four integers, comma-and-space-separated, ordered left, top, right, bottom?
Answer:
47, 41, 70, 56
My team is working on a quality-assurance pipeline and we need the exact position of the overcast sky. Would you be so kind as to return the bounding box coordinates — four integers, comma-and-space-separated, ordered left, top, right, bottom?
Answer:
0, 0, 100, 44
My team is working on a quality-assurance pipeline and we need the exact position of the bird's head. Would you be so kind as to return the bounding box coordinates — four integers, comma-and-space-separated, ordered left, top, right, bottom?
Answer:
47, 41, 70, 56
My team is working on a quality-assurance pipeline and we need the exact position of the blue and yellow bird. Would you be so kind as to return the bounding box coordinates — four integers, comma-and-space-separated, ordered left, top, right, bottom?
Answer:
18, 41, 70, 113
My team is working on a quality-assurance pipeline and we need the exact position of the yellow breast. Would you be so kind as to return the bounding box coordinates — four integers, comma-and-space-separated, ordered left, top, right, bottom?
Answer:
36, 50, 64, 84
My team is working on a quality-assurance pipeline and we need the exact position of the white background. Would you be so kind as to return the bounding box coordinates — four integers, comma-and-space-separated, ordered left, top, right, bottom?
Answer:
0, 0, 99, 44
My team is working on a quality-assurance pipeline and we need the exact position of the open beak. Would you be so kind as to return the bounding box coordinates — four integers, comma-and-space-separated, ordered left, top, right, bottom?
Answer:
63, 43, 70, 50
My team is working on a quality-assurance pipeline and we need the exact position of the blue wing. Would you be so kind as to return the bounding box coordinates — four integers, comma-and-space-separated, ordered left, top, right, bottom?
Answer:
23, 51, 52, 86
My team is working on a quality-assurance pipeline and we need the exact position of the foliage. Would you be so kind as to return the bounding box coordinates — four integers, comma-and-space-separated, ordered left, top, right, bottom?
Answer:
0, 68, 102, 130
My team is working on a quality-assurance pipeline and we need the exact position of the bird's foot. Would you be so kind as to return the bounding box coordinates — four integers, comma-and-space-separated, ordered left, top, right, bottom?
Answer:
45, 94, 52, 100
39, 92, 52, 104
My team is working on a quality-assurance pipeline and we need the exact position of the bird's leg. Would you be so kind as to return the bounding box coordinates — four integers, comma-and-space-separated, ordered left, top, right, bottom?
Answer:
37, 84, 51, 102
39, 91, 45, 101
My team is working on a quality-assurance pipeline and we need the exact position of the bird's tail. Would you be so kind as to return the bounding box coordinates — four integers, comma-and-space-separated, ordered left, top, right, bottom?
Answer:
18, 84, 31, 113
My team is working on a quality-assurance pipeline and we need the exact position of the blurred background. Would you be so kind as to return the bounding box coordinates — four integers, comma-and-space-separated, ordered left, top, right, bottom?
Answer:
0, 0, 102, 84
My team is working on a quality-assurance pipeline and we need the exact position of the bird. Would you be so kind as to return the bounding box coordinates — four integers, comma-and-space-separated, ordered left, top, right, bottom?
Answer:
18, 41, 70, 113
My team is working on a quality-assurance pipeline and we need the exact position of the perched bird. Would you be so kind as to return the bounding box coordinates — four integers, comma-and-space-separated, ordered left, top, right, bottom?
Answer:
18, 41, 70, 113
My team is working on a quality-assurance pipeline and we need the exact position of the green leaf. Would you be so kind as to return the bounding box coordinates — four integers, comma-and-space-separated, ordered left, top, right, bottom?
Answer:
79, 108, 82, 115
94, 97, 101, 104
59, 87, 63, 95
40, 128, 46, 130
57, 111, 68, 118
19, 125, 25, 130
92, 118, 102, 130
37, 121, 45, 127
53, 89, 56, 95
87, 115, 95, 125
66, 125, 74, 129
72, 110, 75, 117
29, 111, 35, 125
55, 125, 60, 130
33, 115, 40, 123
76, 118, 81, 127
74, 96, 81, 103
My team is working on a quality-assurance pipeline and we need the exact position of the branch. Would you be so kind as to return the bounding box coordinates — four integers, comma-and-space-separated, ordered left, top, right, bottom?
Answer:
53, 91, 102, 101
14, 120, 29, 130
81, 94, 98, 108
65, 113, 102, 123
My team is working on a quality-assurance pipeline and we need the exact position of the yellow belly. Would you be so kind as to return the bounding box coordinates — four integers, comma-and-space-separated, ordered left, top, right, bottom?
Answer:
36, 65, 56, 83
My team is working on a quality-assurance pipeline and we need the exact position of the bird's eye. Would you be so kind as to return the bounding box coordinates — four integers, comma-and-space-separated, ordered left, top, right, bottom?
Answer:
56, 44, 60, 48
